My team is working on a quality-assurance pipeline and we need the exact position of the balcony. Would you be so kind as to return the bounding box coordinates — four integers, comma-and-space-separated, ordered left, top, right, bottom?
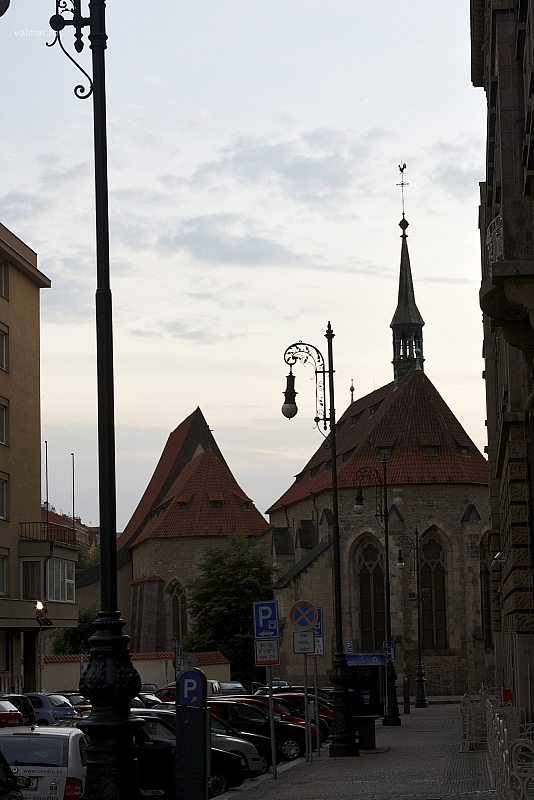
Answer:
19, 523, 78, 547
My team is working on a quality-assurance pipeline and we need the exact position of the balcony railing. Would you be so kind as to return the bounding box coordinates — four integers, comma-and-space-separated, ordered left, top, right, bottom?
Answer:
20, 522, 78, 547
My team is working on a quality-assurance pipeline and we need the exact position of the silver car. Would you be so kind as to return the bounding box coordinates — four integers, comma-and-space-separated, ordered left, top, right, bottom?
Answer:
0, 727, 87, 799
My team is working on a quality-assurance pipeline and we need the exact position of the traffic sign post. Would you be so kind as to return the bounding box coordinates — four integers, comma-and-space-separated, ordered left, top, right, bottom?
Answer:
253, 601, 280, 781
290, 599, 318, 630
254, 639, 280, 666
311, 607, 323, 636
175, 668, 209, 800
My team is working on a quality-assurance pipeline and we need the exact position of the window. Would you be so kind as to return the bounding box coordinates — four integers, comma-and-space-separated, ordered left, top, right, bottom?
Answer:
0, 480, 6, 521
0, 556, 7, 595
21, 560, 42, 600
356, 541, 386, 651
0, 263, 6, 300
460, 446, 471, 458
178, 501, 190, 512
369, 401, 382, 417
0, 401, 7, 446
421, 535, 447, 649
325, 460, 331, 471
210, 500, 223, 510
47, 558, 75, 602
351, 411, 363, 426
422, 445, 440, 457
310, 465, 321, 477
0, 327, 7, 372
171, 584, 187, 645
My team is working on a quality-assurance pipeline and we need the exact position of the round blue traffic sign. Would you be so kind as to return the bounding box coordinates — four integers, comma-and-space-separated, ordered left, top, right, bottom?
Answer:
290, 599, 318, 630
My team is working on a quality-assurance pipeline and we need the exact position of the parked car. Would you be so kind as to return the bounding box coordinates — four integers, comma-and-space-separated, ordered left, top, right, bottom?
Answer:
208, 712, 280, 769
209, 699, 315, 760
219, 682, 247, 696
255, 685, 334, 705
254, 692, 333, 738
53, 693, 91, 715
0, 697, 35, 728
0, 726, 87, 798
227, 696, 324, 743
130, 694, 160, 709
140, 683, 158, 693
155, 680, 223, 703
24, 694, 76, 726
0, 747, 31, 800
0, 703, 22, 730
134, 708, 265, 777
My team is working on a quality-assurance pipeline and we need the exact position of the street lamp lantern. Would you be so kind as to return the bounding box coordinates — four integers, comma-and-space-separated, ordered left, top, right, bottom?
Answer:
281, 324, 358, 758
353, 486, 364, 514
396, 549, 405, 569
281, 369, 298, 419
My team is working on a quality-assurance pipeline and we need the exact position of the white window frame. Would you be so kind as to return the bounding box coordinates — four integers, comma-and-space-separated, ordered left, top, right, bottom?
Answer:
47, 558, 75, 603
0, 479, 7, 520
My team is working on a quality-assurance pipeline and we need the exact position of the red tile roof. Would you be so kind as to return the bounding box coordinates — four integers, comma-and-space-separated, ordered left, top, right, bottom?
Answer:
267, 370, 488, 513
131, 449, 268, 547
44, 650, 229, 665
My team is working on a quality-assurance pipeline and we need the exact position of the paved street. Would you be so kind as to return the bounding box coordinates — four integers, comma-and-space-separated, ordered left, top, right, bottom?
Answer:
223, 704, 495, 800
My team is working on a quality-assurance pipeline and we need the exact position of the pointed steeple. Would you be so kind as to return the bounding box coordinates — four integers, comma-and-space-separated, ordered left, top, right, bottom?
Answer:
390, 215, 425, 390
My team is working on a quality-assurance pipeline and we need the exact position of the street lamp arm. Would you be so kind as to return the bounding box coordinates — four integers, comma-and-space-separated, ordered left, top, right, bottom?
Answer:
48, 1, 93, 98
354, 465, 384, 522
283, 341, 328, 428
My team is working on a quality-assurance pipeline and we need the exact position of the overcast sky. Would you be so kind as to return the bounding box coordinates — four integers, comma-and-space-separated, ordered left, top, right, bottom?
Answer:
0, 0, 487, 530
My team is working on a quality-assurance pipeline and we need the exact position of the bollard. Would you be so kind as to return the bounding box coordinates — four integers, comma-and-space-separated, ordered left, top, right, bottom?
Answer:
403, 675, 410, 714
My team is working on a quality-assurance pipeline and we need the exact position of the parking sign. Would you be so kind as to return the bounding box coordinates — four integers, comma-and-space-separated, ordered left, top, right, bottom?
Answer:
253, 601, 279, 639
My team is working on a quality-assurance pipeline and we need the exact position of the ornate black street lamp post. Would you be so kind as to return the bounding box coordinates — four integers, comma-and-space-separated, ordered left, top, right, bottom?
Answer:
396, 528, 429, 708
281, 323, 358, 757
46, 3, 142, 799
353, 460, 401, 726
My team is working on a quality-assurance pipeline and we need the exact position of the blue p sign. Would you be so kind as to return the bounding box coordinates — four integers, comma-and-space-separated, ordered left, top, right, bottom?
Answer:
178, 667, 206, 708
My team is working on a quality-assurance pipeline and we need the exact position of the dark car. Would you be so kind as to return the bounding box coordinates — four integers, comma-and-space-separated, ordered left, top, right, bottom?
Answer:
209, 700, 312, 760
0, 748, 31, 800
0, 697, 35, 728
209, 712, 280, 769
255, 692, 333, 738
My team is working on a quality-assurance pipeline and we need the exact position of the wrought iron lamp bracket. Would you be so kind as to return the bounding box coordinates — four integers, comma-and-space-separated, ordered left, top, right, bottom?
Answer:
355, 465, 383, 524
283, 341, 329, 430
395, 534, 416, 573
48, 0, 93, 99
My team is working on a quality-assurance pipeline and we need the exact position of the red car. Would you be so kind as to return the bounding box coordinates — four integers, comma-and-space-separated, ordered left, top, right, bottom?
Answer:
54, 692, 91, 714
0, 701, 23, 728
226, 697, 321, 746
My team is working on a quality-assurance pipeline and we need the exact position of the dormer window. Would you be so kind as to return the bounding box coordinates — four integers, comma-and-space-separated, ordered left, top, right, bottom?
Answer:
178, 500, 191, 512
460, 446, 471, 458
210, 500, 223, 510
237, 497, 251, 511
369, 401, 382, 417
325, 460, 331, 471
310, 465, 321, 477
422, 445, 439, 457
351, 411, 363, 427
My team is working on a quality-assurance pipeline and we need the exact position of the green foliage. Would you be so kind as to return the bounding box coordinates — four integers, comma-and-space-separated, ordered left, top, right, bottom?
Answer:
52, 602, 99, 655
77, 545, 100, 570
183, 532, 277, 685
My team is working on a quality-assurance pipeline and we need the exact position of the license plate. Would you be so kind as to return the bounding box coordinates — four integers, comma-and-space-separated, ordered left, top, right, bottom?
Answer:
7, 719, 19, 725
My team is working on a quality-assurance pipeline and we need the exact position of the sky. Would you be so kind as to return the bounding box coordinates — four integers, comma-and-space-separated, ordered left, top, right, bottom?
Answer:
0, 0, 488, 530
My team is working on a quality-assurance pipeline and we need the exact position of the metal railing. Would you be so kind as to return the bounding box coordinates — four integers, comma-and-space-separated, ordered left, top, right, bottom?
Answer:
485, 698, 534, 799
19, 522, 78, 546
460, 685, 499, 752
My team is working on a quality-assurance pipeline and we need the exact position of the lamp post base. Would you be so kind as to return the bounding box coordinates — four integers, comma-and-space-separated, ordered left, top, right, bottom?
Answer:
414, 660, 428, 708
328, 651, 359, 757
382, 659, 401, 726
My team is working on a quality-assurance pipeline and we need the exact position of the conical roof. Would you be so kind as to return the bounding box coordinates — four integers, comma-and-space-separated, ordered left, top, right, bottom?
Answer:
390, 217, 425, 328
267, 370, 487, 513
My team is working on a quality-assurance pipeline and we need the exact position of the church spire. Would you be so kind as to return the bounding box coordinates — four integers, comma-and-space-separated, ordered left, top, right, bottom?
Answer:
390, 165, 424, 390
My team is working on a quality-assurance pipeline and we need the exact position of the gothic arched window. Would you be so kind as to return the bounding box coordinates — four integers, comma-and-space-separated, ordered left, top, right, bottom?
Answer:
421, 534, 447, 649
170, 584, 188, 645
356, 541, 386, 651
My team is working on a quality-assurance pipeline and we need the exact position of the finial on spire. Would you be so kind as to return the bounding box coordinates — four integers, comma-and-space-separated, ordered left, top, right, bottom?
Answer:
397, 162, 408, 221
350, 379, 354, 404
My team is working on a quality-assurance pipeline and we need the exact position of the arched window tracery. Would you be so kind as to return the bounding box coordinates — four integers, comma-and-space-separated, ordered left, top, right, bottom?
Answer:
421, 533, 447, 649
170, 583, 188, 646
355, 540, 386, 651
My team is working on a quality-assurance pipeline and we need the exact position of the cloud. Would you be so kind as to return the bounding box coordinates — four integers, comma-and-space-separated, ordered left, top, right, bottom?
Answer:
158, 213, 310, 267
131, 317, 243, 344
428, 140, 484, 199
0, 191, 49, 224
40, 250, 95, 324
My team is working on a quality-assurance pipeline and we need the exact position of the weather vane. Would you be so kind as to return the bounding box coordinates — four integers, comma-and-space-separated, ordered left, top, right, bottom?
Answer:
397, 162, 408, 217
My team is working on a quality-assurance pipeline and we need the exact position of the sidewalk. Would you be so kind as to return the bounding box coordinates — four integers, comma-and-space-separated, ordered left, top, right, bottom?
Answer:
223, 704, 495, 800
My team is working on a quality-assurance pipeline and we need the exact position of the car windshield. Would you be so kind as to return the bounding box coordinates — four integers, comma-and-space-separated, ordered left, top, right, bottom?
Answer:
0, 735, 69, 766
0, 701, 17, 713
211, 717, 227, 734
47, 695, 73, 708
64, 695, 86, 705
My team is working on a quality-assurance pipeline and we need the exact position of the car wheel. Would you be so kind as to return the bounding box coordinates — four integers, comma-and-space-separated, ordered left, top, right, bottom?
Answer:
253, 756, 269, 776
207, 773, 226, 798
280, 738, 301, 760
36, 720, 49, 726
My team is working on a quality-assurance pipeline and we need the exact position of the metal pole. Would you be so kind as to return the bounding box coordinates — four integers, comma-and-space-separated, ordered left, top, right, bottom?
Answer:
313, 657, 321, 756
303, 654, 310, 761
325, 323, 358, 757
414, 527, 428, 708
382, 457, 401, 726
71, 453, 75, 540
267, 666, 277, 779
74, 3, 142, 798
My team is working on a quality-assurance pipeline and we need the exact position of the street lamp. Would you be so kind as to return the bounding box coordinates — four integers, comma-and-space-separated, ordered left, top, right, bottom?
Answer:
396, 528, 429, 708
282, 323, 358, 757
354, 460, 401, 726
48, 3, 143, 799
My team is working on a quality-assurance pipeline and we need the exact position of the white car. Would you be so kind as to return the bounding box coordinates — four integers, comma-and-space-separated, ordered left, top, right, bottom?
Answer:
0, 726, 87, 799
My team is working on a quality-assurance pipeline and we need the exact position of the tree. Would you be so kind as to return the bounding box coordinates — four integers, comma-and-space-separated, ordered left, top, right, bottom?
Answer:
77, 545, 101, 570
52, 601, 99, 655
183, 532, 277, 685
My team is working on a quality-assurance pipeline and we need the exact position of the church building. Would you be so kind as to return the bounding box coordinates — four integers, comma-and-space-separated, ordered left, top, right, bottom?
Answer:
265, 216, 493, 695
76, 407, 268, 652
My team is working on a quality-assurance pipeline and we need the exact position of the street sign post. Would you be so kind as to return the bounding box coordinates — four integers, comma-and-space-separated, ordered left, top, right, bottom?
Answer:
175, 668, 209, 800
307, 635, 324, 657
346, 640, 353, 654
290, 599, 318, 631
311, 607, 323, 636
293, 631, 315, 654
253, 601, 279, 639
